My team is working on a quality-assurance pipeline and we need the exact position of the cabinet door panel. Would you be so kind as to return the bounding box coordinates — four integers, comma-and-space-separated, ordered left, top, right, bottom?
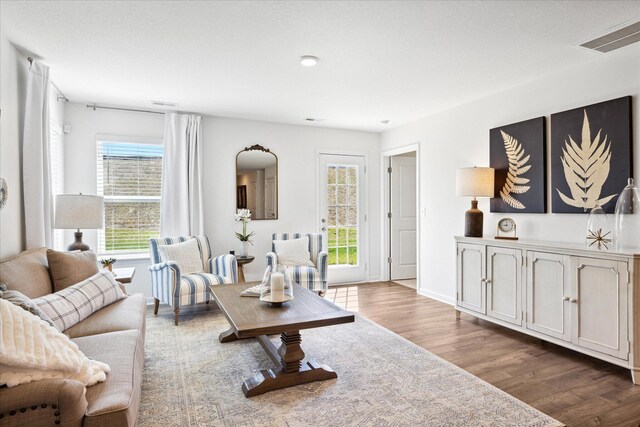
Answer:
526, 252, 570, 341
456, 243, 485, 314
487, 247, 521, 325
572, 258, 629, 360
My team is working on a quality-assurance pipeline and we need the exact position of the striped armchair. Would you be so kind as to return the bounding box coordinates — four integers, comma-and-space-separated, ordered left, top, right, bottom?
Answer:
149, 235, 237, 325
266, 233, 328, 293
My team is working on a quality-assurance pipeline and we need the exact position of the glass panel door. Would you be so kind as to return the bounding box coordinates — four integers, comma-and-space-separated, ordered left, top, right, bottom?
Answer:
319, 154, 366, 284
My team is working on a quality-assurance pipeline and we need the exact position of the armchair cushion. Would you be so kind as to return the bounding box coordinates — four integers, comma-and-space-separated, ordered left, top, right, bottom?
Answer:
178, 273, 228, 306
288, 266, 322, 291
273, 236, 314, 267
157, 239, 203, 275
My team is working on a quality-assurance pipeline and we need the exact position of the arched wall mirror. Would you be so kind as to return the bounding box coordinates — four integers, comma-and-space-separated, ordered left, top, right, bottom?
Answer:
236, 144, 278, 220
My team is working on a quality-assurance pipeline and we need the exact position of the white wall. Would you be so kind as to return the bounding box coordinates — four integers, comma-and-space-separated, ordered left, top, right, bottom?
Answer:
0, 32, 28, 258
63, 103, 165, 296
202, 117, 381, 282
63, 105, 381, 297
381, 46, 640, 304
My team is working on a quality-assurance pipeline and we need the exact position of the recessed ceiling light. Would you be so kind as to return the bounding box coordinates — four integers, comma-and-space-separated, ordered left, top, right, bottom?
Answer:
381, 120, 390, 125
300, 55, 319, 67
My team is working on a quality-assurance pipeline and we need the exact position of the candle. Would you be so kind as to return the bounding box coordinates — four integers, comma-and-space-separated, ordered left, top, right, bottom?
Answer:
270, 272, 285, 301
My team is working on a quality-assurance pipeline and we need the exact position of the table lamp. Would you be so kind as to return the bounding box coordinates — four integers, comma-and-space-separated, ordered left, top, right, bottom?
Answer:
456, 167, 495, 237
55, 194, 104, 251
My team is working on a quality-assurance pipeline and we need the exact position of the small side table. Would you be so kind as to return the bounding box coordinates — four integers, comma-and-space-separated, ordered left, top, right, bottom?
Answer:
235, 256, 254, 283
112, 267, 136, 295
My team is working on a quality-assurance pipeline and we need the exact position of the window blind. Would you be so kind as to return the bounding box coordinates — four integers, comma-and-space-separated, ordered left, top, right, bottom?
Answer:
96, 140, 163, 254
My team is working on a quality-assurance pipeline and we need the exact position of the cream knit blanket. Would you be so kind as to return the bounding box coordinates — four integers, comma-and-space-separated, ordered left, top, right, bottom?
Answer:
0, 298, 110, 388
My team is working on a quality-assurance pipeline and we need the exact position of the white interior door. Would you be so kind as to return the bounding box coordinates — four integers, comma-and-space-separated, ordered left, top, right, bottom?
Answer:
390, 155, 417, 280
319, 154, 366, 284
265, 177, 275, 219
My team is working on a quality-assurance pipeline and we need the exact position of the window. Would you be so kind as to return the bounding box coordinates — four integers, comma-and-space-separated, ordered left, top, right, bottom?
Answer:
326, 164, 359, 266
97, 138, 163, 254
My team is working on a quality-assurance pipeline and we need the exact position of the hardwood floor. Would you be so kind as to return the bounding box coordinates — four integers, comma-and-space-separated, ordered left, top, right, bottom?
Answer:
325, 282, 640, 427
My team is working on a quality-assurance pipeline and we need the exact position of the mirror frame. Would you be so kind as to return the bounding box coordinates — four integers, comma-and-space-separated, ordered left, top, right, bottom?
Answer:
235, 144, 278, 220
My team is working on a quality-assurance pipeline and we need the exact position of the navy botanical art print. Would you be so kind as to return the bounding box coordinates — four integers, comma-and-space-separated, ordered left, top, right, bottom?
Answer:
490, 117, 546, 213
551, 96, 632, 213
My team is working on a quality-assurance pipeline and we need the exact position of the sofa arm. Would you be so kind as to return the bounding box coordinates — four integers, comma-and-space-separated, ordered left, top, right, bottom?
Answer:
148, 261, 180, 273
209, 254, 238, 283
0, 379, 87, 427
316, 251, 328, 271
316, 251, 328, 284
266, 252, 278, 268
148, 261, 181, 305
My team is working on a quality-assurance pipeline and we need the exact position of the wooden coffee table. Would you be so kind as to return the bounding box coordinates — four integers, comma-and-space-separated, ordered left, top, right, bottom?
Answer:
209, 282, 355, 397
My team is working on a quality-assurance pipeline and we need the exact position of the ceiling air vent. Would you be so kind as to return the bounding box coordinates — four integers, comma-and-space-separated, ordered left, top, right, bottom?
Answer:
579, 20, 640, 53
151, 100, 179, 107
304, 117, 325, 122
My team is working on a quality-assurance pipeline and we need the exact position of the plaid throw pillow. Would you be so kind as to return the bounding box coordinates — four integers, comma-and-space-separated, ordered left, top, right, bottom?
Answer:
32, 271, 126, 332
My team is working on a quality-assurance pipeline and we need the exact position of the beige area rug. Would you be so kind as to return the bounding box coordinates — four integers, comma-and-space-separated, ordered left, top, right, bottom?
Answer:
139, 307, 563, 427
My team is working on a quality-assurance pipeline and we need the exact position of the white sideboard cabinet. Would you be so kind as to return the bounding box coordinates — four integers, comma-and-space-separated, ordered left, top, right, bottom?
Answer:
455, 236, 640, 384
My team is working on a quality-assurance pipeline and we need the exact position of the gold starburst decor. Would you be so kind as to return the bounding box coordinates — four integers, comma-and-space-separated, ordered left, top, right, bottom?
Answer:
586, 228, 612, 250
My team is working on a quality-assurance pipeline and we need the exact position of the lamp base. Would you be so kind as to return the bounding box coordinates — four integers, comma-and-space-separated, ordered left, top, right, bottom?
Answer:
464, 200, 484, 237
67, 231, 90, 251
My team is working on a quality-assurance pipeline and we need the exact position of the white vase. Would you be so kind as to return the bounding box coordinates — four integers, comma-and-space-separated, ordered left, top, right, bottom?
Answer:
238, 241, 249, 257
586, 204, 612, 250
614, 178, 640, 251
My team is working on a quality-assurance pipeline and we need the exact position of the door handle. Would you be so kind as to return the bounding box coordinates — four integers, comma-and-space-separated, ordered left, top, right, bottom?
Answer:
321, 227, 327, 232
562, 296, 570, 301
321, 218, 326, 223
570, 298, 578, 303
485, 279, 491, 284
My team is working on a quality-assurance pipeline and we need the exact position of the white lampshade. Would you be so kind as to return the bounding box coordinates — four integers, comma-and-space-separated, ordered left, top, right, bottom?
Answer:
55, 194, 104, 229
456, 167, 495, 198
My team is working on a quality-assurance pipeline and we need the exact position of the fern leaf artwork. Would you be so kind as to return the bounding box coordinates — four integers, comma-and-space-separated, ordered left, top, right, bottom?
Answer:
499, 130, 531, 210
556, 110, 616, 211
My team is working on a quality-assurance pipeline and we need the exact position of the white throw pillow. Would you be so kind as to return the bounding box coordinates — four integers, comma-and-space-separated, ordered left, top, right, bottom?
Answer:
273, 237, 315, 267
158, 238, 203, 275
32, 271, 126, 332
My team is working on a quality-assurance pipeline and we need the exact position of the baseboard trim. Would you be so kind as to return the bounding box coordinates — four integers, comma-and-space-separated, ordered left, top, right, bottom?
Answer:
417, 289, 455, 306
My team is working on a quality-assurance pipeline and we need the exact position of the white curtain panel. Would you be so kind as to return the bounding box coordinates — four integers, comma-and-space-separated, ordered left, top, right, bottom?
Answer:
160, 113, 204, 236
22, 60, 53, 249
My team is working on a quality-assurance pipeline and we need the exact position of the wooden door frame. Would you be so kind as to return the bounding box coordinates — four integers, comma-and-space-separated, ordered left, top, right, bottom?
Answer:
316, 149, 370, 284
381, 143, 420, 292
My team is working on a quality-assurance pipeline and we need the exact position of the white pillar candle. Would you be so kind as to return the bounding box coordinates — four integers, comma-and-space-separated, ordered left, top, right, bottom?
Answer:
270, 273, 285, 301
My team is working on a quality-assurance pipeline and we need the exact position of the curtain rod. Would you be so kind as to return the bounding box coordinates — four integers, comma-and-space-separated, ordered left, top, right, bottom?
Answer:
86, 104, 165, 115
27, 57, 70, 102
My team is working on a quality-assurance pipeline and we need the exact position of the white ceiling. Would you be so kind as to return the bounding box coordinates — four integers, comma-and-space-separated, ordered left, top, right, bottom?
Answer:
1, 1, 639, 132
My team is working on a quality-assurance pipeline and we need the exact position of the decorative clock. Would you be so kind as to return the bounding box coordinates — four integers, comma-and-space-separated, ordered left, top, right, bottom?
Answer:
496, 217, 518, 240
